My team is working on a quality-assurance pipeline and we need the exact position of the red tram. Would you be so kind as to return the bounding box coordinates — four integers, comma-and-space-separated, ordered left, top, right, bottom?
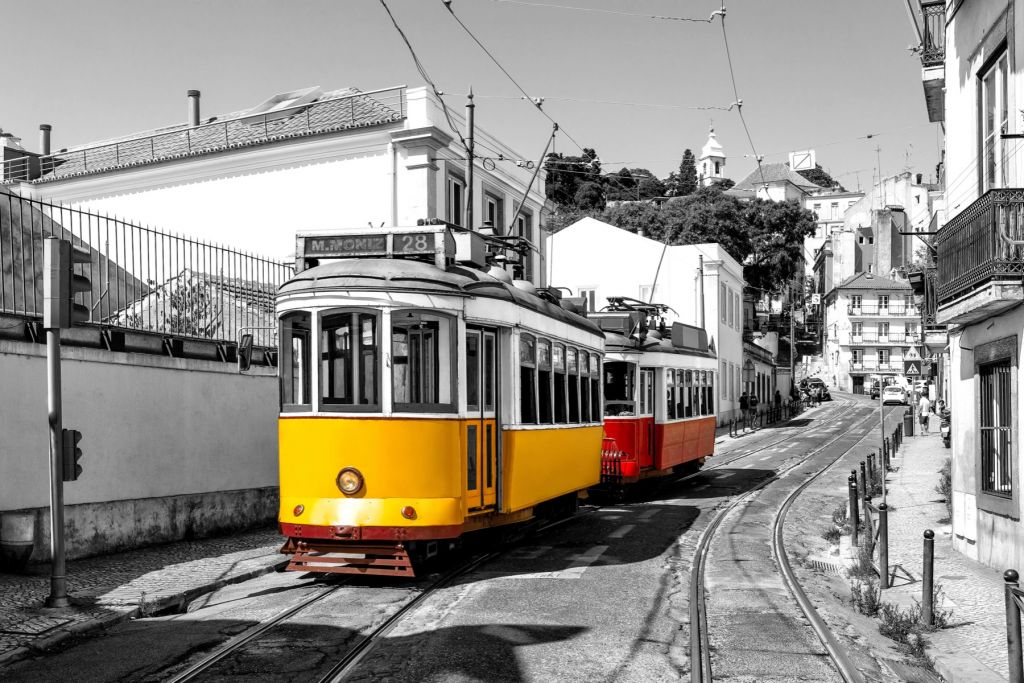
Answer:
594, 299, 717, 485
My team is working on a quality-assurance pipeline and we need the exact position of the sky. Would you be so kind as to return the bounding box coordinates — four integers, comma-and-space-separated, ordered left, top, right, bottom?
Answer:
0, 0, 937, 190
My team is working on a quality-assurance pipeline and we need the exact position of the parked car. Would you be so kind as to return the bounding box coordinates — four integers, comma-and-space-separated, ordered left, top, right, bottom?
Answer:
806, 378, 831, 401
882, 385, 908, 406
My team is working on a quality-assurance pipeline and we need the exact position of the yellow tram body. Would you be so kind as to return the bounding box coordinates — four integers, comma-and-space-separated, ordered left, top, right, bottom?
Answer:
274, 225, 605, 576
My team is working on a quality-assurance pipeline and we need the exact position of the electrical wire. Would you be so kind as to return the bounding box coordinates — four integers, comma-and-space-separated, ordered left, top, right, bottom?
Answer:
718, 5, 767, 191
378, 0, 467, 147
471, 93, 737, 112
487, 0, 720, 23
440, 0, 587, 153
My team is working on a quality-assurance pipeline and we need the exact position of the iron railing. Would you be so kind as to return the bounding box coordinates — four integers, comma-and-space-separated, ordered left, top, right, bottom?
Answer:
847, 304, 913, 316
2, 87, 406, 183
1, 192, 292, 346
849, 361, 901, 372
920, 1, 945, 67
936, 188, 1024, 304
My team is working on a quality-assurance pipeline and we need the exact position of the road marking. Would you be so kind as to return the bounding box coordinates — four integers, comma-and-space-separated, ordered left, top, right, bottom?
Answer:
499, 546, 609, 580
506, 546, 549, 560
638, 509, 659, 521
609, 524, 635, 539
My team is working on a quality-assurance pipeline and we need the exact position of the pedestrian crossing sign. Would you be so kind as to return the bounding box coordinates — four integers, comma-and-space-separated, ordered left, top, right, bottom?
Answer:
905, 346, 922, 361
905, 361, 922, 376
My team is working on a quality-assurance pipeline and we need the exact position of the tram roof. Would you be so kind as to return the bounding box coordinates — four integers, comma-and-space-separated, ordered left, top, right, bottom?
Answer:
279, 258, 603, 336
604, 332, 716, 359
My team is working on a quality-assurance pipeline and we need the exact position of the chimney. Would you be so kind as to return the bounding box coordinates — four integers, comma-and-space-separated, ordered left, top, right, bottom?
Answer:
39, 124, 51, 155
187, 89, 201, 127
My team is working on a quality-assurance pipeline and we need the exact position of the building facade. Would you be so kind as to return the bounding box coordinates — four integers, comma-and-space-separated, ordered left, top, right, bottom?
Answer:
547, 217, 748, 422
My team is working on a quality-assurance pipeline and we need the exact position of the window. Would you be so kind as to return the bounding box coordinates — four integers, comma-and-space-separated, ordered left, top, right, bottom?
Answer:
321, 311, 379, 410
878, 295, 889, 312
720, 361, 727, 400
852, 322, 863, 337
714, 161, 721, 175
280, 312, 311, 409
446, 173, 466, 227
879, 322, 889, 338
813, 202, 821, 216
981, 51, 1009, 192
734, 291, 741, 328
590, 354, 601, 420
980, 360, 1013, 497
579, 289, 597, 312
538, 339, 553, 423
830, 202, 839, 220
520, 334, 537, 424
720, 284, 727, 323
603, 361, 636, 416
851, 295, 862, 311
580, 351, 591, 423
727, 288, 734, 328
392, 311, 453, 411
554, 344, 567, 423
682, 370, 692, 417
517, 211, 534, 281
567, 348, 580, 422
639, 368, 654, 415
852, 348, 863, 363
878, 348, 889, 365
484, 192, 504, 230
666, 370, 678, 419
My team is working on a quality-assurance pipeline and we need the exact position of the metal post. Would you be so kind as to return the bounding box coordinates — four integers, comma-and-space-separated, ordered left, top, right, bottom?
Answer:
880, 391, 887, 506
867, 453, 876, 490
45, 328, 68, 607
922, 529, 934, 626
1007, 569, 1024, 683
848, 473, 859, 547
859, 460, 868, 502
879, 503, 889, 589
465, 89, 475, 231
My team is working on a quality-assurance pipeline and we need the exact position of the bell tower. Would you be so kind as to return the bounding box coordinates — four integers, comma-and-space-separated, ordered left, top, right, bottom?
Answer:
699, 125, 726, 187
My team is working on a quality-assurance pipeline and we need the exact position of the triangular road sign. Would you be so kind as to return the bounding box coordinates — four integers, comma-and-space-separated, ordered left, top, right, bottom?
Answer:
905, 346, 922, 361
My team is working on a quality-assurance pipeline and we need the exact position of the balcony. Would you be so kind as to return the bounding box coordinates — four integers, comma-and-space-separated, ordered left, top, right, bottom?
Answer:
936, 189, 1024, 325
919, 1, 944, 122
849, 332, 915, 346
849, 361, 901, 374
847, 305, 914, 317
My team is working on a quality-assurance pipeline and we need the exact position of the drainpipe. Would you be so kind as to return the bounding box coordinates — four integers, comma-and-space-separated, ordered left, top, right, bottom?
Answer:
187, 90, 201, 127
387, 140, 398, 226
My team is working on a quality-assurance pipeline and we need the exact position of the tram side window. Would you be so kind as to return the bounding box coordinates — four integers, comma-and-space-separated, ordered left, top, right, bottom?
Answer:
580, 351, 591, 423
604, 361, 635, 416
280, 312, 311, 409
590, 355, 601, 421
321, 311, 379, 410
706, 373, 715, 416
666, 370, 677, 419
538, 339, 553, 424
553, 344, 567, 424
567, 348, 580, 422
683, 370, 693, 418
520, 334, 537, 424
392, 311, 453, 411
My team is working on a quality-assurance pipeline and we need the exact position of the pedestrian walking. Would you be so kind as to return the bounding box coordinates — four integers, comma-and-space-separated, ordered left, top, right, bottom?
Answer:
774, 389, 782, 408
918, 394, 932, 433
739, 391, 749, 426
748, 393, 759, 425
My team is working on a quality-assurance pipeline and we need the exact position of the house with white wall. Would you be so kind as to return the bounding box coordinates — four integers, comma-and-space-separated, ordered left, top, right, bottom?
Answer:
547, 217, 747, 422
3, 85, 547, 282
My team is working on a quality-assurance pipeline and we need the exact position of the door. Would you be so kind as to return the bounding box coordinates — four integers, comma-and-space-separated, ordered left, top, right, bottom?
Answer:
638, 368, 656, 469
466, 327, 498, 510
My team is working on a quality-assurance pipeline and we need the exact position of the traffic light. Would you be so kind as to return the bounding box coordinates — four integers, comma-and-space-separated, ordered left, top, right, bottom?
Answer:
43, 237, 91, 329
61, 428, 83, 481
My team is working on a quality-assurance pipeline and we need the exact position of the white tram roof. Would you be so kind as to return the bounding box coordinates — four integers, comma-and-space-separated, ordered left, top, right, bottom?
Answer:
279, 258, 603, 337
604, 331, 716, 360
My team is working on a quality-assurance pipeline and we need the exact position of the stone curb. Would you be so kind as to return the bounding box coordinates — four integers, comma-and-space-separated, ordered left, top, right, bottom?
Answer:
0, 555, 287, 669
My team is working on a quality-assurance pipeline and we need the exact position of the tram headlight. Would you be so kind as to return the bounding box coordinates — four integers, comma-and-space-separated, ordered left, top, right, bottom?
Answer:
336, 467, 364, 495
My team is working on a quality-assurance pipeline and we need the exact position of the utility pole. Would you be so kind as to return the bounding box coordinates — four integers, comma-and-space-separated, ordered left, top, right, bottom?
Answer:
790, 282, 796, 388
465, 88, 475, 231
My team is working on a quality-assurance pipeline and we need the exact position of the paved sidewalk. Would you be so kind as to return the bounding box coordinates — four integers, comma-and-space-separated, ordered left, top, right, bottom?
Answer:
0, 526, 285, 667
882, 430, 1008, 682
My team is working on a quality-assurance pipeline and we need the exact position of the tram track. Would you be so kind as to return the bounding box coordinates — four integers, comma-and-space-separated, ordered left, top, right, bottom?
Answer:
688, 403, 877, 683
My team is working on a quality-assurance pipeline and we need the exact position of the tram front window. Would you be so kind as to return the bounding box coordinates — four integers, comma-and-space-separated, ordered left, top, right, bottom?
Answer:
321, 311, 379, 410
280, 312, 311, 410
603, 361, 636, 416
392, 311, 453, 411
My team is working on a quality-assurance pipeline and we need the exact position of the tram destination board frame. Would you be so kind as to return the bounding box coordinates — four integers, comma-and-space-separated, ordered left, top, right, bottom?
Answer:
295, 226, 456, 271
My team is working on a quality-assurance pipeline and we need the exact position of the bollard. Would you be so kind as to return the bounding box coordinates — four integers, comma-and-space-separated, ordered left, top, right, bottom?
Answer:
1006, 569, 1024, 683
859, 461, 868, 501
867, 453, 876, 490
922, 530, 934, 626
883, 438, 891, 471
863, 493, 874, 551
848, 473, 859, 547
879, 503, 889, 589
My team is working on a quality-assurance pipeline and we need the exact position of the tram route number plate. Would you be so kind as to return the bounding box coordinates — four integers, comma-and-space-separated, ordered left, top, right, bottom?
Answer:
304, 232, 436, 258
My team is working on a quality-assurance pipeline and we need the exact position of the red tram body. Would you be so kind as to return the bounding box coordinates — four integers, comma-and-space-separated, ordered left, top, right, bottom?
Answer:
594, 308, 717, 485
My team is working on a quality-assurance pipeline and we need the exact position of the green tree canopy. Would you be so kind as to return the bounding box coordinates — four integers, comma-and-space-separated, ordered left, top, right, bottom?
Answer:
544, 148, 601, 208
665, 149, 698, 197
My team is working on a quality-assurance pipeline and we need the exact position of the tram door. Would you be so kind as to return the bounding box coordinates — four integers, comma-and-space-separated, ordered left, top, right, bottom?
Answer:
466, 328, 498, 510
639, 368, 656, 469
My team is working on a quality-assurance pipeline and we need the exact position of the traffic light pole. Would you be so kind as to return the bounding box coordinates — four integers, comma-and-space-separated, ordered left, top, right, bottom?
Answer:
45, 326, 68, 608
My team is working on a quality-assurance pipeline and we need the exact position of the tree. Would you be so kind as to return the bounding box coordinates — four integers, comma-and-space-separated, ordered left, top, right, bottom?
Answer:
544, 148, 602, 208
574, 181, 606, 211
603, 167, 636, 201
796, 164, 842, 190
656, 187, 752, 264
741, 198, 818, 292
597, 201, 666, 235
665, 149, 698, 197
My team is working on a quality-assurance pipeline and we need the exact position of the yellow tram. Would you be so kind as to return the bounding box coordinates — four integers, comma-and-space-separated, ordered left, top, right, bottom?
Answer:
275, 224, 605, 576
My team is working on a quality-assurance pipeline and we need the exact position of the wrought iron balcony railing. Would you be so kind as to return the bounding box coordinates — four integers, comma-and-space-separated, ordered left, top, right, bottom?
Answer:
849, 361, 900, 373
920, 1, 945, 67
847, 304, 912, 316
936, 189, 1024, 304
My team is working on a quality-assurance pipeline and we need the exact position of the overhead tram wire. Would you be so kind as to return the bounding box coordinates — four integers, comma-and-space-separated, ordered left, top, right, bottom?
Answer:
471, 93, 738, 112
717, 4, 768, 191
378, 0, 467, 148
487, 0, 721, 22
440, 0, 587, 153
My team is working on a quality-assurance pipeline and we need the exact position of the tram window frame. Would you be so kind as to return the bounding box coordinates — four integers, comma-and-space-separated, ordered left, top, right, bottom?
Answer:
567, 347, 580, 423
553, 343, 567, 424
391, 310, 456, 413
320, 310, 380, 412
666, 369, 677, 420
537, 338, 554, 424
520, 333, 538, 424
590, 354, 601, 421
280, 312, 312, 411
705, 372, 714, 416
682, 370, 693, 418
580, 351, 591, 423
603, 360, 635, 417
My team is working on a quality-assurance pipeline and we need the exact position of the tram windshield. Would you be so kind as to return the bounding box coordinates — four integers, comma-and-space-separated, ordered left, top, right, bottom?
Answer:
603, 361, 636, 416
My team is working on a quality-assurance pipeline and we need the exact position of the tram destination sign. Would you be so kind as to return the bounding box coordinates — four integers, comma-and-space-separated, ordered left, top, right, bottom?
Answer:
303, 232, 437, 258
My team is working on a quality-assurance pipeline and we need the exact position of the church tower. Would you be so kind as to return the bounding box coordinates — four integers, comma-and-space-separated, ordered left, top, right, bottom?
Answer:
699, 126, 726, 187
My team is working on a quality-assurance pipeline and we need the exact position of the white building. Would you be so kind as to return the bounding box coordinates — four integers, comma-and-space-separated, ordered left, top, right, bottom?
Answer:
3, 85, 547, 281
803, 188, 865, 265
698, 126, 727, 187
730, 162, 823, 202
547, 217, 747, 422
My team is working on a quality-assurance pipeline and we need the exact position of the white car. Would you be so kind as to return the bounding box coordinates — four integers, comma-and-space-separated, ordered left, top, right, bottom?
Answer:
882, 385, 908, 406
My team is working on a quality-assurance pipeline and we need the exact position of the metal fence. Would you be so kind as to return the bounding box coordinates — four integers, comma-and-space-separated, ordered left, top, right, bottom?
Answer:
1, 192, 292, 347
2, 86, 405, 183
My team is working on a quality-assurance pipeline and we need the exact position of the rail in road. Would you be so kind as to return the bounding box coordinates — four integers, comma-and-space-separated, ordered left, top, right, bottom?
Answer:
688, 400, 877, 683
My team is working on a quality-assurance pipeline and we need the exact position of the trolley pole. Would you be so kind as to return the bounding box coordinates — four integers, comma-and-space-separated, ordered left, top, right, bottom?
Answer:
45, 326, 68, 608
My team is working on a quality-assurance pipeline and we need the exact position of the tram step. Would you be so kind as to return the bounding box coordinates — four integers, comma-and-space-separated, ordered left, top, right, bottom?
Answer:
283, 541, 416, 577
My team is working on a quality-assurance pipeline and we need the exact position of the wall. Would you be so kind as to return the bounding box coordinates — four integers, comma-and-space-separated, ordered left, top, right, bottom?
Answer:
0, 338, 279, 559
